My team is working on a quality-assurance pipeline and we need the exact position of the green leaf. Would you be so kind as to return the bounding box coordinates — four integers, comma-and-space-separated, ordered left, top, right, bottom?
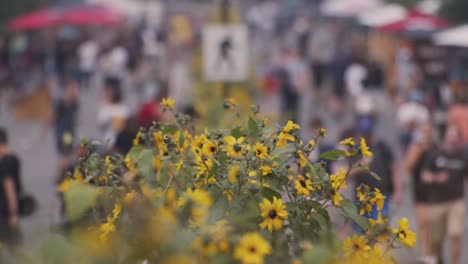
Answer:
248, 117, 260, 139
64, 182, 99, 221
303, 245, 332, 264
261, 187, 281, 201
40, 234, 73, 264
319, 149, 346, 160
230, 127, 244, 139
162, 124, 178, 134
208, 195, 228, 223
341, 199, 371, 231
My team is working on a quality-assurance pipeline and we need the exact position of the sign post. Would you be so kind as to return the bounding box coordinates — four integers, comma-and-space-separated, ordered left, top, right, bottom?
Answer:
203, 0, 248, 97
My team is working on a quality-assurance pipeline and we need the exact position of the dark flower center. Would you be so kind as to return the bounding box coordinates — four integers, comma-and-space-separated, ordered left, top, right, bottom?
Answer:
249, 246, 257, 253
210, 146, 216, 153
353, 243, 360, 251
256, 149, 263, 156
400, 230, 406, 238
234, 144, 242, 152
300, 180, 307, 188
268, 209, 277, 219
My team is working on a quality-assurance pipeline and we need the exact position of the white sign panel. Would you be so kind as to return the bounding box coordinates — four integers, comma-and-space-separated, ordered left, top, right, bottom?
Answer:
203, 24, 249, 82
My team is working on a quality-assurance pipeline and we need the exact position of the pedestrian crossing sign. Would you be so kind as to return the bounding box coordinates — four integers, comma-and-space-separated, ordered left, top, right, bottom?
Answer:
202, 24, 249, 82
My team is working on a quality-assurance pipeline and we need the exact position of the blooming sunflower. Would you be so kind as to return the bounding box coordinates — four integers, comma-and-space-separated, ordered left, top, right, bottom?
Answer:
202, 140, 218, 156
260, 165, 272, 176
295, 175, 314, 196
234, 232, 271, 264
225, 136, 245, 156
343, 234, 371, 259
360, 138, 373, 157
253, 142, 269, 159
161, 97, 175, 109
259, 197, 288, 232
392, 217, 416, 248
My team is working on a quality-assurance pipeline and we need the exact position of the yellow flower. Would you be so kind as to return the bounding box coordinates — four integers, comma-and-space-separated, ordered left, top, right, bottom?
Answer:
225, 136, 245, 156
260, 165, 272, 176
57, 177, 72, 193
99, 216, 116, 242
159, 188, 178, 222
253, 142, 269, 159
123, 190, 137, 203
343, 235, 371, 259
234, 232, 271, 264
276, 131, 295, 147
392, 217, 417, 248
105, 155, 113, 175
192, 134, 208, 154
319, 128, 326, 138
283, 120, 300, 133
297, 150, 308, 167
308, 139, 316, 148
125, 156, 137, 172
295, 175, 314, 196
368, 213, 391, 242
228, 165, 240, 183
359, 201, 373, 215
153, 131, 164, 146
330, 168, 347, 190
259, 197, 288, 232
178, 188, 213, 225
202, 140, 218, 156
360, 138, 373, 157
133, 130, 142, 146
370, 188, 386, 211
331, 189, 344, 206
356, 184, 370, 201
223, 189, 233, 202
192, 235, 218, 257
161, 97, 175, 109
340, 137, 355, 146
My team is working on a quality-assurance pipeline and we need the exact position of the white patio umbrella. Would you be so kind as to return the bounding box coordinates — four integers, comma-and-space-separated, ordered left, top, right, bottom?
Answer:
321, 0, 383, 18
86, 0, 145, 17
433, 24, 468, 47
358, 4, 407, 27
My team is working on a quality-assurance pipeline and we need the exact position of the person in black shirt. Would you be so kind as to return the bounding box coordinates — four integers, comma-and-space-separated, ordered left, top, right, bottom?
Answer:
422, 125, 467, 264
404, 122, 436, 260
53, 77, 79, 157
0, 127, 23, 252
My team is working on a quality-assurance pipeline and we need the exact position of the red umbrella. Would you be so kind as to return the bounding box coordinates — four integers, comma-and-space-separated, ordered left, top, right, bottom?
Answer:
9, 9, 62, 31
61, 6, 124, 25
378, 9, 448, 33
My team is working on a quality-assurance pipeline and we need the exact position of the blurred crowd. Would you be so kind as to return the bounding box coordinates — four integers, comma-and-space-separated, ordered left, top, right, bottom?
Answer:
0, 0, 467, 263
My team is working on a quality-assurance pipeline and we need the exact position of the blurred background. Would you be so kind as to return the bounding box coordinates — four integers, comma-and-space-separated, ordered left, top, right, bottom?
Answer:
0, 0, 468, 262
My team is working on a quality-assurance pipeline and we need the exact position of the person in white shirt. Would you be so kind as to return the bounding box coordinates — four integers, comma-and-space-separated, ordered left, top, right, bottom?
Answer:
78, 39, 99, 89
97, 77, 130, 148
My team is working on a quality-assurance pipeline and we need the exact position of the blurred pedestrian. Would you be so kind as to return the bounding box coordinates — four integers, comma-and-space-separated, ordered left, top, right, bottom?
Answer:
52, 77, 80, 159
396, 90, 430, 153
404, 122, 436, 261
97, 77, 130, 148
422, 125, 467, 264
352, 123, 403, 220
77, 37, 99, 89
0, 128, 29, 259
